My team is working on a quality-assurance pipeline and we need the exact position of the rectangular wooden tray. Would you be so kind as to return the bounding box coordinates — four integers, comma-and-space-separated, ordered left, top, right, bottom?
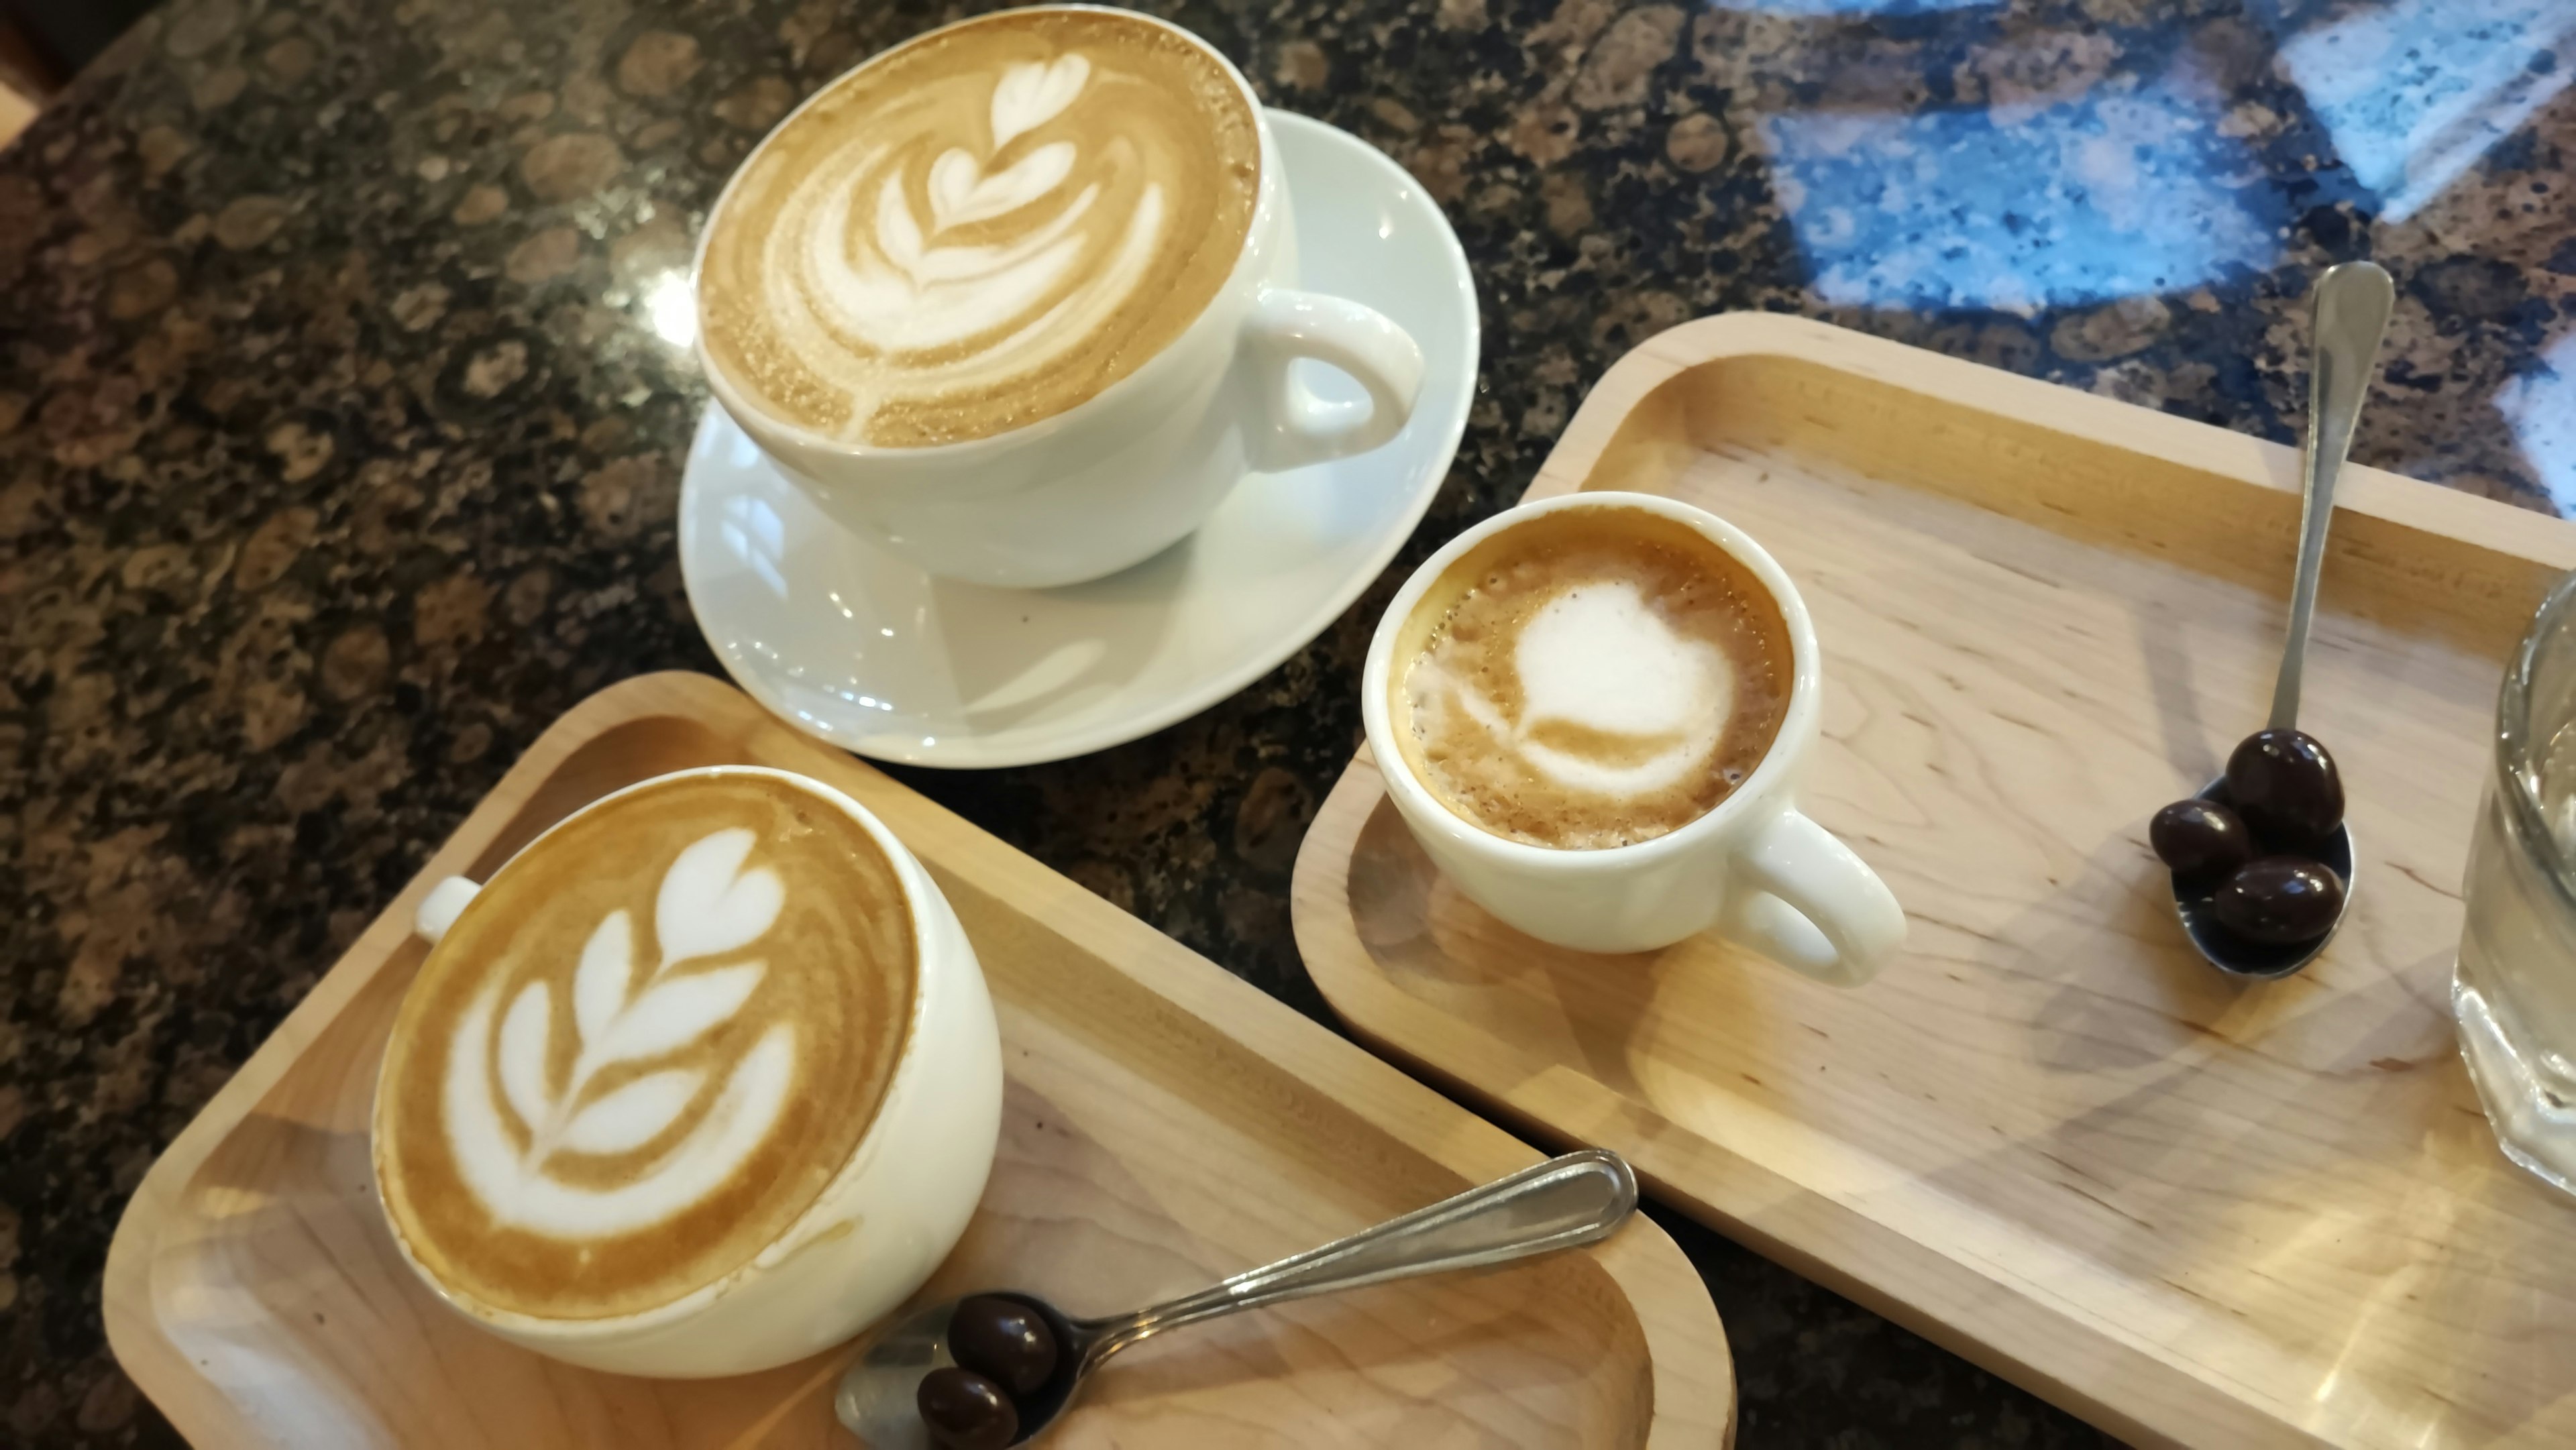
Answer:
104, 673, 1734, 1448
1292, 314, 2576, 1450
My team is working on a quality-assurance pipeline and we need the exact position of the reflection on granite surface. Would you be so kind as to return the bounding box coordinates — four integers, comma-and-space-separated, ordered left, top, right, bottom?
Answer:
3, 0, 2569, 1443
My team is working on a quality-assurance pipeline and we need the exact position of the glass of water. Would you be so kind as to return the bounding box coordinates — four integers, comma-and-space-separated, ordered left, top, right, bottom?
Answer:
2457, 568, 2576, 1195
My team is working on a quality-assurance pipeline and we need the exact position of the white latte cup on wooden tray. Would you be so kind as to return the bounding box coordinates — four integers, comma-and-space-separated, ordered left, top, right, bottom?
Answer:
1361, 491, 1907, 982
693, 5, 1426, 589
370, 766, 1002, 1377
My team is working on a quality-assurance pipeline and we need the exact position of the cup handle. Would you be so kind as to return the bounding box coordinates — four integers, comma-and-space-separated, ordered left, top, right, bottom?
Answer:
416, 877, 482, 946
1241, 288, 1425, 472
1721, 810, 1906, 988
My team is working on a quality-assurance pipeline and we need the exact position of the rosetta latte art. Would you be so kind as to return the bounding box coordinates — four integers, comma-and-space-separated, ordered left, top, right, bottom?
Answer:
816, 56, 1138, 360
445, 828, 790, 1237
697, 9, 1260, 447
376, 771, 915, 1321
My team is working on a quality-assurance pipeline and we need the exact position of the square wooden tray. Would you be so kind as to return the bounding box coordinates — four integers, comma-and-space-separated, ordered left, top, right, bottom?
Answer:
1292, 314, 2576, 1449
104, 673, 1734, 1447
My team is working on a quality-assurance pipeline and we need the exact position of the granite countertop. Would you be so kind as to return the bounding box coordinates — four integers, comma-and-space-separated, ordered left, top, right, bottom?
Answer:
5, 0, 2568, 1443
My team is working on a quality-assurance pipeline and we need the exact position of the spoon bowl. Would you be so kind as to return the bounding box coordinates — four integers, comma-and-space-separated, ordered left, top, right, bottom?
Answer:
834, 1291, 1085, 1449
2173, 776, 2355, 980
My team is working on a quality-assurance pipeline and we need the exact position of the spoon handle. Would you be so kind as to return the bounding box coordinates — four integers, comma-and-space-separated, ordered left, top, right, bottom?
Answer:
1085, 1150, 1636, 1361
2271, 261, 2394, 730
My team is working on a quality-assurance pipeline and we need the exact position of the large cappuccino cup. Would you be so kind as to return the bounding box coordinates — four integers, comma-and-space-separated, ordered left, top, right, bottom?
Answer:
1363, 492, 1907, 984
694, 5, 1425, 589
370, 767, 1002, 1378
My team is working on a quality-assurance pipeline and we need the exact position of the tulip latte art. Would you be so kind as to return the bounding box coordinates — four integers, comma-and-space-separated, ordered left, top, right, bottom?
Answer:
375, 773, 915, 1320
1393, 507, 1794, 850
698, 8, 1260, 447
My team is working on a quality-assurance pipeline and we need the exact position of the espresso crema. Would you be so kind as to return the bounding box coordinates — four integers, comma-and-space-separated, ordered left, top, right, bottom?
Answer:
1393, 506, 1795, 850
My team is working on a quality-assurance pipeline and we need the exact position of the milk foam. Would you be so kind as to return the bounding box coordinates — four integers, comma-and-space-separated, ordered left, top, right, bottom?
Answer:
441, 829, 792, 1239
698, 11, 1258, 446
1502, 582, 1730, 797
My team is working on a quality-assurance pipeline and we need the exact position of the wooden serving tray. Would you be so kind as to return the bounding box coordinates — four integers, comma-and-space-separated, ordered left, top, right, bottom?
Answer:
1291, 314, 2576, 1450
105, 673, 1733, 1448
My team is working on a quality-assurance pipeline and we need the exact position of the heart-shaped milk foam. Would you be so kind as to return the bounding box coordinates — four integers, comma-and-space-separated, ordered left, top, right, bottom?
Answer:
990, 54, 1091, 150
926, 142, 1077, 231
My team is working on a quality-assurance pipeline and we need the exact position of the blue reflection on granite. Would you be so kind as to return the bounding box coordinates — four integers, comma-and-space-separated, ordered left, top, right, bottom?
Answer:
2498, 335, 2576, 511
1759, 67, 2290, 311
1721, 0, 1986, 14
2263, 0, 2576, 221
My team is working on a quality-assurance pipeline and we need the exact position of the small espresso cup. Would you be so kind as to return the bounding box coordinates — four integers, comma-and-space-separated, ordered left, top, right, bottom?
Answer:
694, 5, 1426, 590
370, 766, 1003, 1377
1361, 492, 1907, 984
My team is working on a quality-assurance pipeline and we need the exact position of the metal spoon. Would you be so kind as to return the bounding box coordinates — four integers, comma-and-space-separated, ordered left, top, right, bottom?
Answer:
835, 1149, 1638, 1448
2174, 260, 2393, 979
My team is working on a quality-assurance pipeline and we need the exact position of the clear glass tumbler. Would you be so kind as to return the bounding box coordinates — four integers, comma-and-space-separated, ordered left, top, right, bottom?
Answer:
2457, 568, 2576, 1196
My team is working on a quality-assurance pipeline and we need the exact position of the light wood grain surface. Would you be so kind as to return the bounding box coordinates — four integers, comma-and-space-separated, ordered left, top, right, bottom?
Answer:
104, 673, 1735, 1449
1293, 313, 2576, 1450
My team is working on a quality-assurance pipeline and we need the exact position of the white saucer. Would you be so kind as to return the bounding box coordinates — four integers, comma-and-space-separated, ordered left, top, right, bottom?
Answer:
678, 109, 1478, 769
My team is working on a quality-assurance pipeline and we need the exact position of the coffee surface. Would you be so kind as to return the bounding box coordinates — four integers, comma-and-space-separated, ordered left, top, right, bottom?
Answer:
376, 772, 916, 1321
1393, 507, 1794, 850
698, 9, 1260, 447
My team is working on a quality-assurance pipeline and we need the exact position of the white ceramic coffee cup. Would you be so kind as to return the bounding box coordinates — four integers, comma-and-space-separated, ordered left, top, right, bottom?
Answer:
371, 765, 1004, 1378
1361, 492, 1907, 984
693, 5, 1426, 590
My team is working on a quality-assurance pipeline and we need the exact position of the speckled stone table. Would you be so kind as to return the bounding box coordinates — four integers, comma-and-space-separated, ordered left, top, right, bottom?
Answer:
6, 0, 2569, 1444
